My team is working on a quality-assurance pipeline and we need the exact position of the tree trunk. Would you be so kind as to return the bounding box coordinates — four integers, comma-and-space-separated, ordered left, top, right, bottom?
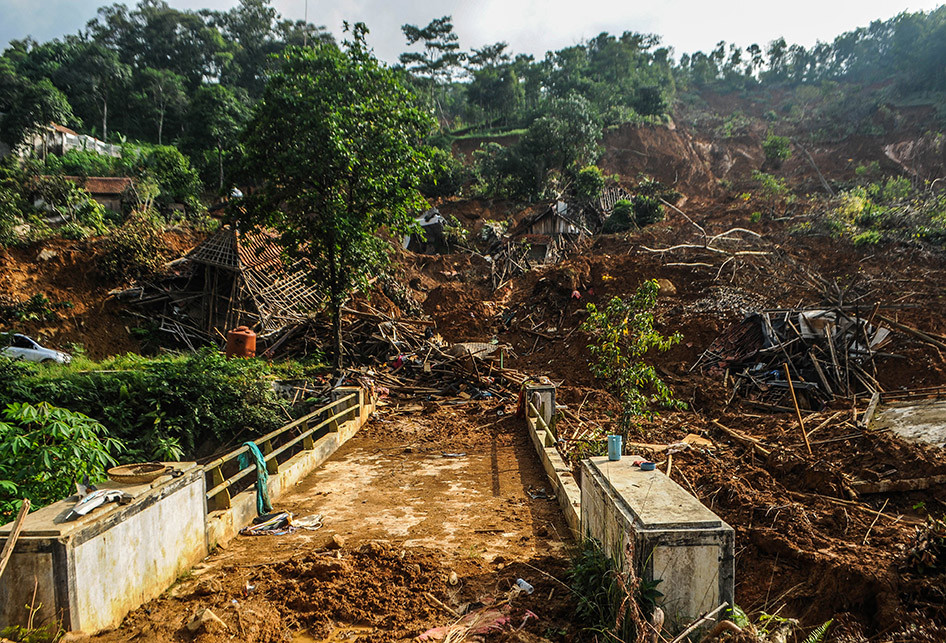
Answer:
158, 110, 164, 145
218, 145, 224, 192
102, 96, 108, 143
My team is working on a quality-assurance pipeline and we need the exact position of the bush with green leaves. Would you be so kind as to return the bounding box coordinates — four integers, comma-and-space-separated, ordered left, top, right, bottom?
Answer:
574, 165, 605, 202
139, 145, 204, 216
631, 195, 664, 226
581, 279, 685, 433
98, 211, 169, 283
568, 538, 662, 641
0, 349, 290, 465
752, 170, 790, 198
0, 402, 124, 518
602, 199, 635, 234
419, 146, 469, 197
762, 134, 792, 166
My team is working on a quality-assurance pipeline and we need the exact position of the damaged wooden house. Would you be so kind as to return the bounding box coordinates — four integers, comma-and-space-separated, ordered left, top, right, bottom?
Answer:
507, 201, 591, 263
113, 226, 322, 348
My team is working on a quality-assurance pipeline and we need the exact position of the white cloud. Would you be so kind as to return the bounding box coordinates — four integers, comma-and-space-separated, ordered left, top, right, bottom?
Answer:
2, 0, 943, 64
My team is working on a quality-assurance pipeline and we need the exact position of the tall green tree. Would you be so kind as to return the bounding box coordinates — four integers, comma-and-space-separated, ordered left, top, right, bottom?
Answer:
239, 26, 434, 370
0, 60, 75, 150
137, 68, 187, 144
53, 40, 130, 142
187, 83, 249, 191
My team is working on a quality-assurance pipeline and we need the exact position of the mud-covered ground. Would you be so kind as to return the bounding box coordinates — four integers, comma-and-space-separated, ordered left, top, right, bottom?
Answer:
87, 403, 580, 643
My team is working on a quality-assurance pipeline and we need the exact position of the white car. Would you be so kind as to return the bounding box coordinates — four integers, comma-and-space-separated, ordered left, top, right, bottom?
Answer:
1, 333, 72, 364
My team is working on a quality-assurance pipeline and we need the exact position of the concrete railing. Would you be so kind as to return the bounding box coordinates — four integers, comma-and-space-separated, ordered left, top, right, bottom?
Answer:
204, 386, 372, 547
203, 391, 358, 511
522, 382, 582, 535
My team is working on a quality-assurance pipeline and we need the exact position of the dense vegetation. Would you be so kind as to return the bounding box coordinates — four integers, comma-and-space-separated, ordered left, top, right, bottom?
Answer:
0, 349, 292, 470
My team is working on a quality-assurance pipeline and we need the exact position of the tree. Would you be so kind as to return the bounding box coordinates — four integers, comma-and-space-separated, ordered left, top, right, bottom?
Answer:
53, 40, 130, 142
239, 27, 434, 370
137, 68, 187, 144
581, 280, 685, 433
0, 65, 75, 150
187, 83, 249, 190
399, 15, 464, 85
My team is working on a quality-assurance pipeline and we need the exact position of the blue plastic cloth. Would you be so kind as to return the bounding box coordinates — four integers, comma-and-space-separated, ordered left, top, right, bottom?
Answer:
238, 441, 273, 516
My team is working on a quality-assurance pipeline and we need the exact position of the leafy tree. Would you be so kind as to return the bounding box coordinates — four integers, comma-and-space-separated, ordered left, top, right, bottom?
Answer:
53, 40, 130, 142
137, 68, 188, 144
399, 15, 465, 85
140, 146, 204, 214
581, 279, 685, 432
187, 83, 249, 191
0, 402, 123, 515
239, 28, 434, 370
0, 61, 75, 150
574, 165, 605, 202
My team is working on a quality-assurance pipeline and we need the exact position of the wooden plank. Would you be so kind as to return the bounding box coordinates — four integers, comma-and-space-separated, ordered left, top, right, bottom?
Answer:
0, 499, 30, 581
851, 474, 946, 495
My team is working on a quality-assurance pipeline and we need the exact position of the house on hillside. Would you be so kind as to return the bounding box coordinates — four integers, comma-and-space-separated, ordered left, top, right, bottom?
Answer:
62, 176, 133, 212
507, 201, 590, 263
0, 121, 122, 160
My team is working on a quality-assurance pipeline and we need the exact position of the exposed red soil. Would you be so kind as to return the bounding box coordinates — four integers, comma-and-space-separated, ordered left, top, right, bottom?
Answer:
0, 229, 201, 359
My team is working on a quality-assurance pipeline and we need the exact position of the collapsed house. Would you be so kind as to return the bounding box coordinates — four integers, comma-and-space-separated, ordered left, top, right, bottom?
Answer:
507, 201, 590, 263
115, 226, 322, 348
402, 208, 448, 254
694, 308, 892, 409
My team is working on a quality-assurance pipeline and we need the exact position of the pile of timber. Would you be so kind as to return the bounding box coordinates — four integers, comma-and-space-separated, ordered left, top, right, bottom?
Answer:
693, 307, 895, 409
267, 304, 530, 402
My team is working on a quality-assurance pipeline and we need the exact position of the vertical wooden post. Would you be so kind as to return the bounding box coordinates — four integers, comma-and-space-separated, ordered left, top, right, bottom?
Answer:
262, 439, 279, 475
211, 466, 230, 510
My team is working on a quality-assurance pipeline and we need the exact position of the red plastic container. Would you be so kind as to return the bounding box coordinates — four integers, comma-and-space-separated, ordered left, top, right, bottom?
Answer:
225, 326, 256, 358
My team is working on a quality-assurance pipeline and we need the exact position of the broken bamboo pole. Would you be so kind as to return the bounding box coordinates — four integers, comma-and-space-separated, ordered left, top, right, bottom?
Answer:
784, 363, 812, 455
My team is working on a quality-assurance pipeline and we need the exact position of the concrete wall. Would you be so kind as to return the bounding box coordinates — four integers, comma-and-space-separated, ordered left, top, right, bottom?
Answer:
0, 465, 206, 633
0, 386, 375, 635
581, 456, 734, 631
522, 383, 581, 535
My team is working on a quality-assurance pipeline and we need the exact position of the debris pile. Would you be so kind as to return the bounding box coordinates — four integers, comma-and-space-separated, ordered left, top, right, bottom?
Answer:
693, 308, 892, 409
112, 226, 322, 348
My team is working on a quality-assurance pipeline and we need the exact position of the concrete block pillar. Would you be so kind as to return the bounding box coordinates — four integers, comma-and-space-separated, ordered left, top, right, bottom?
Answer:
331, 386, 362, 424
523, 382, 556, 427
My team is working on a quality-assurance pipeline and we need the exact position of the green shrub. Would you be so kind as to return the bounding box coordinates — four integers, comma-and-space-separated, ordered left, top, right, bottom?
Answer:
419, 146, 469, 197
0, 349, 290, 465
762, 134, 792, 166
575, 165, 605, 202
881, 175, 912, 201
852, 229, 882, 246
98, 211, 169, 283
632, 195, 664, 226
0, 402, 124, 517
568, 538, 662, 641
752, 170, 790, 198
602, 199, 635, 233
581, 279, 685, 432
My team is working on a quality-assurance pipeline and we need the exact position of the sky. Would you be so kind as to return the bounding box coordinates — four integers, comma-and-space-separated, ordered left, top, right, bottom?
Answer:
1, 0, 944, 63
